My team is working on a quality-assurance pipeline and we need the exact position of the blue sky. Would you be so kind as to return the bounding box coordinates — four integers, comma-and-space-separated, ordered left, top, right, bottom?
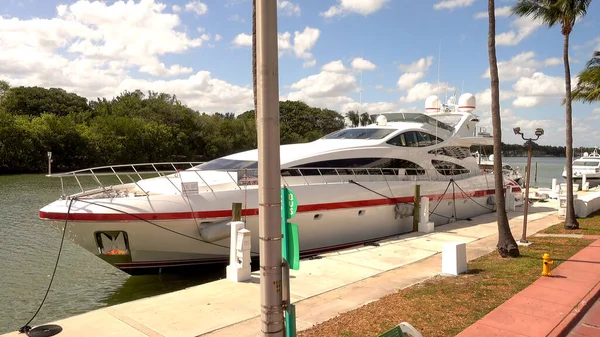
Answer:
0, 0, 599, 146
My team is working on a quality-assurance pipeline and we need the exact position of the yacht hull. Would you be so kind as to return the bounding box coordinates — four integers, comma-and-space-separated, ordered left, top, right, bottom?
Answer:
40, 175, 518, 274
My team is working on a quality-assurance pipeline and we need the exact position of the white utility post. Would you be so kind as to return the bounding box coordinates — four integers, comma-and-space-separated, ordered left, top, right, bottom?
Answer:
256, 0, 284, 335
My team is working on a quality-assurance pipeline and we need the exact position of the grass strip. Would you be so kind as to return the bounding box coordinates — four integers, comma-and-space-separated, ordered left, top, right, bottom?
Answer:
299, 211, 600, 337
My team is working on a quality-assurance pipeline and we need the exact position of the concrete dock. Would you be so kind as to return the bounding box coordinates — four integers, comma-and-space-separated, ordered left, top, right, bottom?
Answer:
0, 200, 571, 337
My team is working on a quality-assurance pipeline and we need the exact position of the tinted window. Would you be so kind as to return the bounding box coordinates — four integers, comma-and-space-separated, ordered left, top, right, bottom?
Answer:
322, 128, 395, 140
432, 160, 469, 176
387, 131, 443, 147
428, 146, 471, 159
195, 159, 257, 170
288, 157, 425, 175
573, 160, 600, 167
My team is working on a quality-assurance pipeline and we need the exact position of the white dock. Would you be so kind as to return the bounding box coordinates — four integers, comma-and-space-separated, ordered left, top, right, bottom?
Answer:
0, 200, 575, 337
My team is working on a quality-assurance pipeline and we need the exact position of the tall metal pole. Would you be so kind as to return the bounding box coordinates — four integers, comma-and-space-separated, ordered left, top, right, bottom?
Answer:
520, 140, 533, 243
256, 0, 284, 335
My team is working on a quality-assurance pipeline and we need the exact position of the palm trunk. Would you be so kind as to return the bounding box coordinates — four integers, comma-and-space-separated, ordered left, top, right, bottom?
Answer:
488, 0, 519, 257
563, 32, 579, 229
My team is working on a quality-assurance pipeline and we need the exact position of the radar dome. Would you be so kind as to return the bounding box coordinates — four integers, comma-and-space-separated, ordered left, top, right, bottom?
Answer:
458, 93, 476, 112
376, 115, 387, 126
425, 95, 441, 112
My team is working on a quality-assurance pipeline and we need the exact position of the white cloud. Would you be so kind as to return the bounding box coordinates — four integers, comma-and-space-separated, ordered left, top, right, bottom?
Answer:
341, 101, 401, 114
303, 60, 317, 68
434, 0, 475, 10
235, 27, 320, 64
351, 57, 377, 71
480, 51, 561, 81
320, 0, 390, 18
512, 72, 565, 97
283, 68, 358, 109
172, 4, 182, 12
0, 0, 203, 78
544, 57, 562, 66
400, 82, 455, 103
512, 96, 541, 108
321, 60, 349, 73
214, 34, 222, 42
278, 0, 301, 16
116, 71, 253, 113
594, 108, 600, 113
474, 6, 511, 19
496, 16, 543, 46
474, 88, 515, 108
397, 72, 424, 90
398, 56, 433, 72
293, 27, 320, 59
184, 1, 208, 15
232, 33, 252, 47
197, 26, 205, 32
0, 0, 257, 113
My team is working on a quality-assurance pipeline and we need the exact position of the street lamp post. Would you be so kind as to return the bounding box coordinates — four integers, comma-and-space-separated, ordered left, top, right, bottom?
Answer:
513, 127, 544, 244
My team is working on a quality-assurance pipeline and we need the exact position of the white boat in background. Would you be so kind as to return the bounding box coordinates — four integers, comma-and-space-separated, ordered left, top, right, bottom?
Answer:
473, 152, 523, 185
39, 93, 523, 274
563, 148, 600, 189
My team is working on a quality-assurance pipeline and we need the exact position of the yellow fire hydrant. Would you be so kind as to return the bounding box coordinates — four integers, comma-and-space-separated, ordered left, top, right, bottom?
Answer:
542, 253, 554, 276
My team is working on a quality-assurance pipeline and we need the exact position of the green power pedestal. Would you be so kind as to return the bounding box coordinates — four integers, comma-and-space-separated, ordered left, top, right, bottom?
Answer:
281, 187, 300, 337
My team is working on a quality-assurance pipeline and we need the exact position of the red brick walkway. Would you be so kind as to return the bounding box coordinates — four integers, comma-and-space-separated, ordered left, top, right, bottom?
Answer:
456, 238, 600, 337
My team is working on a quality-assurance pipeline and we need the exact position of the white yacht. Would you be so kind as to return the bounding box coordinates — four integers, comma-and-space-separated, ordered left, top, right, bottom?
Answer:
562, 148, 600, 188
473, 152, 523, 185
39, 94, 522, 274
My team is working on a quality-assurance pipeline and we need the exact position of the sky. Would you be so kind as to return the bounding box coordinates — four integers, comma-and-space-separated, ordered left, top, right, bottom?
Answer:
0, 0, 599, 146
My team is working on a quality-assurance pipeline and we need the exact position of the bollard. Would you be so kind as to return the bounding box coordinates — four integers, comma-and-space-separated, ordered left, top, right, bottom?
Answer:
418, 197, 434, 233
542, 253, 554, 276
582, 175, 587, 191
226, 221, 251, 282
412, 185, 420, 232
505, 185, 515, 211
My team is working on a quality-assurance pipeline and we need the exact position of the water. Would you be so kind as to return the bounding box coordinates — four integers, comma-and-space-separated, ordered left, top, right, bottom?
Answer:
0, 158, 568, 333
0, 175, 224, 334
502, 157, 568, 188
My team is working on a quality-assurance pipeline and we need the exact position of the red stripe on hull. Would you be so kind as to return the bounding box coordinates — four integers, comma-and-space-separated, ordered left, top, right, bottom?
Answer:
39, 187, 503, 222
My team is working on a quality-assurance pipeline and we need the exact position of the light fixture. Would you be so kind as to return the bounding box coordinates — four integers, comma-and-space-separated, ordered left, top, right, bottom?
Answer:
535, 128, 544, 137
513, 127, 521, 135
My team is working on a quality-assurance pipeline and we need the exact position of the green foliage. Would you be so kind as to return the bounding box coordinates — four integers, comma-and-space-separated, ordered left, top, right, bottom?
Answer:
2, 86, 90, 117
572, 51, 600, 103
0, 86, 347, 174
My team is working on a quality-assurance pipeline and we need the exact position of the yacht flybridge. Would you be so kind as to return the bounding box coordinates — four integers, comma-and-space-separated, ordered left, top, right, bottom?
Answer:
40, 93, 522, 274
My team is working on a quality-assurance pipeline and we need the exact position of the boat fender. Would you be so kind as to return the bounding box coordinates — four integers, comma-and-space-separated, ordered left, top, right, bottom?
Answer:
395, 203, 414, 219
199, 219, 233, 242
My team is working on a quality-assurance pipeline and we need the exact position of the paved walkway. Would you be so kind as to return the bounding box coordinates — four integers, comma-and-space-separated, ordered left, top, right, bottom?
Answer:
0, 201, 583, 337
457, 236, 600, 337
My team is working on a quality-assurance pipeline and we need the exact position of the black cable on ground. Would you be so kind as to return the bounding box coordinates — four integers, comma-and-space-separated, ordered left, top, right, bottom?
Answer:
18, 198, 75, 337
72, 198, 261, 255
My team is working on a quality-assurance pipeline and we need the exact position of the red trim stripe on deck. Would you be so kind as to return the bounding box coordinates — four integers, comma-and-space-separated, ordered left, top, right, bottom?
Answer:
39, 185, 520, 222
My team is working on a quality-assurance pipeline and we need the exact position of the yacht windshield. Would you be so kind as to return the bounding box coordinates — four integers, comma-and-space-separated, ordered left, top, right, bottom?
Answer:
370, 113, 455, 132
573, 160, 600, 167
194, 158, 257, 170
322, 128, 395, 140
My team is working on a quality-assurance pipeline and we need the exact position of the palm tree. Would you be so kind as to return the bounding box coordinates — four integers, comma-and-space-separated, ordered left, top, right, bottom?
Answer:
512, 0, 592, 230
489, 0, 519, 257
345, 111, 360, 127
572, 51, 600, 103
